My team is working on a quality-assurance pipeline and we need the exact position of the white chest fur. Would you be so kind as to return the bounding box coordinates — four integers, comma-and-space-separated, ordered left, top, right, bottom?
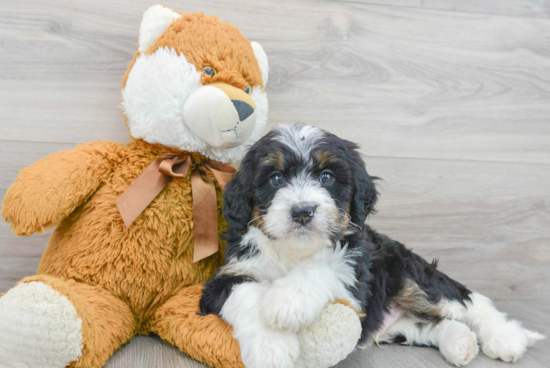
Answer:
222, 227, 360, 308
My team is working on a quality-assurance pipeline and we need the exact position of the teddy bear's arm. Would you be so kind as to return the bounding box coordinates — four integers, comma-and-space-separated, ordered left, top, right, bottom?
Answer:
2, 141, 121, 236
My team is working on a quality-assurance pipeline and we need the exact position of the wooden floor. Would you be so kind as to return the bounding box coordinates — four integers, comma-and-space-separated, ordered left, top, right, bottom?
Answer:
1, 0, 549, 367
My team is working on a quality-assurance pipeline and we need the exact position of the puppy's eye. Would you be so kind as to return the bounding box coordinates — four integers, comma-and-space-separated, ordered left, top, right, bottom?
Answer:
271, 173, 284, 186
203, 66, 217, 77
244, 85, 251, 94
320, 172, 334, 185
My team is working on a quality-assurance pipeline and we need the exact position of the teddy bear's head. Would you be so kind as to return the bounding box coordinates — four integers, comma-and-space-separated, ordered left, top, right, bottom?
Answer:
121, 5, 269, 163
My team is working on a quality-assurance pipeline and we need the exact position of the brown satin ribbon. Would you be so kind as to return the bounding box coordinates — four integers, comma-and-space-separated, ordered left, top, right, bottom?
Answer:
115, 153, 236, 263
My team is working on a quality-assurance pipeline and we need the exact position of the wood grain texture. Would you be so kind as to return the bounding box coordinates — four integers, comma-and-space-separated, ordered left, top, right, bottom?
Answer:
0, 257, 41, 292
0, 0, 549, 367
335, 0, 550, 19
1, 1, 550, 163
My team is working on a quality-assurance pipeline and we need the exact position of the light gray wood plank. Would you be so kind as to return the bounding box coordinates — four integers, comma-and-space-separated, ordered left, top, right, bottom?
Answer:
105, 335, 208, 368
104, 300, 549, 368
334, 0, 550, 19
1, 1, 550, 164
0, 256, 40, 292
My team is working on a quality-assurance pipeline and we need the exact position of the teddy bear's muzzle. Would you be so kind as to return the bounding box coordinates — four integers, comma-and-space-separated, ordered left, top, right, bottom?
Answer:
182, 82, 258, 149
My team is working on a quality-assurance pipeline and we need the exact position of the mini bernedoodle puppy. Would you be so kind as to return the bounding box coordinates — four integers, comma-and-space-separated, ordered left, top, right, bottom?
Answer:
200, 124, 543, 368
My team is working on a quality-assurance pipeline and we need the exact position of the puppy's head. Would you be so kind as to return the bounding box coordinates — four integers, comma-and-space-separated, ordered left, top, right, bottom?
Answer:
224, 124, 377, 249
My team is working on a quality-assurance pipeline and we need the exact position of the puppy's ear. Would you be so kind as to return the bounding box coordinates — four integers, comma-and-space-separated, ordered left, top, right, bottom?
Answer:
223, 153, 256, 233
345, 141, 378, 227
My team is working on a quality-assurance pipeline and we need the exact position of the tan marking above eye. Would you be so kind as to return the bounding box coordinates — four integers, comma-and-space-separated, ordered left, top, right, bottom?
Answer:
262, 152, 283, 170
315, 151, 339, 168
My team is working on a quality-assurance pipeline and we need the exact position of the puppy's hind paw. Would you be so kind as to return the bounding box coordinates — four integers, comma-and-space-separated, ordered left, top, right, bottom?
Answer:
437, 320, 479, 367
479, 320, 544, 362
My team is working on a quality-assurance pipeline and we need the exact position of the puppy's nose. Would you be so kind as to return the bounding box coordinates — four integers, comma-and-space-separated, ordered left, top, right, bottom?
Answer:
291, 205, 316, 225
231, 100, 254, 121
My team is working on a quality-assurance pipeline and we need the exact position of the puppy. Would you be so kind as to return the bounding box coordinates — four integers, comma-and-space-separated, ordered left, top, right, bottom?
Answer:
200, 124, 543, 368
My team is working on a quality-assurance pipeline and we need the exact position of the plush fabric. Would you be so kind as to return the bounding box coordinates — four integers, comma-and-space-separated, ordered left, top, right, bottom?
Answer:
120, 9, 269, 164
1, 139, 235, 366
0, 281, 84, 368
294, 303, 362, 368
152, 283, 245, 368
0, 6, 268, 368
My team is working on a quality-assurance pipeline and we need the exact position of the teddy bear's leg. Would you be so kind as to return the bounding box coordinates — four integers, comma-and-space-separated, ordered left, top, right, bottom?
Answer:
0, 275, 135, 368
150, 284, 245, 368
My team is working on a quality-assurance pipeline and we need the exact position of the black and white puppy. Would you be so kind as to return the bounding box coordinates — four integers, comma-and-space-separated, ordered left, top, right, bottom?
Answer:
200, 124, 543, 368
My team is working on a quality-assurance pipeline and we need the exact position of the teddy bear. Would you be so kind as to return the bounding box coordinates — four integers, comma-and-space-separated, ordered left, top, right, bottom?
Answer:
0, 5, 361, 368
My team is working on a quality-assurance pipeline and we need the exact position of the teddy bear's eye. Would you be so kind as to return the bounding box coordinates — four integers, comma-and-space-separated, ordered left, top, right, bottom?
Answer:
203, 66, 216, 77
244, 85, 251, 94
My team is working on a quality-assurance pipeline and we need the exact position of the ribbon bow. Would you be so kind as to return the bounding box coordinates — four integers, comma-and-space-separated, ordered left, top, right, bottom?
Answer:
116, 153, 236, 263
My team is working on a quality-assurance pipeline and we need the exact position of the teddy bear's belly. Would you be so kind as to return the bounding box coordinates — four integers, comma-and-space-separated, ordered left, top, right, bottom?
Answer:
36, 179, 224, 325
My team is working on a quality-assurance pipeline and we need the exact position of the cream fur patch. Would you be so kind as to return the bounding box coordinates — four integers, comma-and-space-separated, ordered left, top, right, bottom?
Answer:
251, 41, 269, 86
0, 282, 83, 368
183, 85, 258, 148
138, 5, 182, 54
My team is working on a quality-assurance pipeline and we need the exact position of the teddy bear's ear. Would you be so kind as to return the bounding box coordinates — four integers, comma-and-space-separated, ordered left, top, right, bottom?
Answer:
251, 41, 269, 86
138, 5, 182, 53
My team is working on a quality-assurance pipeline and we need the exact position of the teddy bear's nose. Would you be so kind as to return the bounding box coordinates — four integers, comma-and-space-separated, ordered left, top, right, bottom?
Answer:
231, 100, 254, 121
182, 82, 258, 149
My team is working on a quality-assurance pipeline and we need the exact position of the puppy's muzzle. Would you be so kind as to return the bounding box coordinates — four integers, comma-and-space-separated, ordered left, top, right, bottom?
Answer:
182, 82, 257, 149
291, 205, 316, 225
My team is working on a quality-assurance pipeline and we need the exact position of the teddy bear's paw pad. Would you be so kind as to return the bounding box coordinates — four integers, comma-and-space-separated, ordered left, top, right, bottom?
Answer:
0, 281, 83, 368
295, 302, 362, 368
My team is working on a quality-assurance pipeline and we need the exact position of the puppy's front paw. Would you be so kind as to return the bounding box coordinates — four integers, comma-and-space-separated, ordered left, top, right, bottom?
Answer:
241, 330, 299, 368
261, 282, 325, 332
479, 320, 544, 362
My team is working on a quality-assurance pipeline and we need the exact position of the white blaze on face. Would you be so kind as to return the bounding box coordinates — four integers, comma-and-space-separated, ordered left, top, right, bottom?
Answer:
263, 171, 343, 252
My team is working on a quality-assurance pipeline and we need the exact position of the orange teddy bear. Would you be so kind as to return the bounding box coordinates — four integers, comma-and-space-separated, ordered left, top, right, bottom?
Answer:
0, 5, 267, 368
0, 5, 360, 368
